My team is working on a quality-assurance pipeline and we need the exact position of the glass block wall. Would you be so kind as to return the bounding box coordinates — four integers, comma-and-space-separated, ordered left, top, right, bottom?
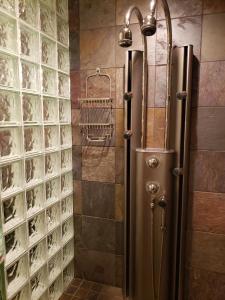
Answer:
0, 0, 74, 299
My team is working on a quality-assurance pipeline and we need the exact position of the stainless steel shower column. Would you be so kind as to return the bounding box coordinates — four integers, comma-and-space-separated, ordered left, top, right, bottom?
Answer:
124, 50, 143, 298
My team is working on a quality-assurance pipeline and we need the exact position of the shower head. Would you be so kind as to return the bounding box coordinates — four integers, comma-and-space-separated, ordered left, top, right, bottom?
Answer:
141, 14, 157, 36
118, 25, 132, 48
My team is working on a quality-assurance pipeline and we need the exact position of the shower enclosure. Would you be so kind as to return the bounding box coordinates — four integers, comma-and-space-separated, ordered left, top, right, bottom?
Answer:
119, 1, 193, 300
0, 1, 74, 299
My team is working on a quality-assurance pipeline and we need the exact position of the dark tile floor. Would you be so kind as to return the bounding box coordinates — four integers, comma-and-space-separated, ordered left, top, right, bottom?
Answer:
60, 278, 124, 300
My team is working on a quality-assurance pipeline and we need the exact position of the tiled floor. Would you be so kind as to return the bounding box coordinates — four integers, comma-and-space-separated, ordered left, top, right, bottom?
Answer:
60, 278, 124, 300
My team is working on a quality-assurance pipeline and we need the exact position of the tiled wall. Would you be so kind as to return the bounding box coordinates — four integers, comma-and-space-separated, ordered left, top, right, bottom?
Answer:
0, 0, 74, 299
69, 0, 225, 296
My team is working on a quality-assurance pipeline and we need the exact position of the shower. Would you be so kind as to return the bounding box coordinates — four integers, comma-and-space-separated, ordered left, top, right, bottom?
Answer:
118, 1, 193, 300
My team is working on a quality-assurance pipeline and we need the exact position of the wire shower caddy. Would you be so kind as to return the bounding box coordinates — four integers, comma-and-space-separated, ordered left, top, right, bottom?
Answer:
79, 68, 114, 143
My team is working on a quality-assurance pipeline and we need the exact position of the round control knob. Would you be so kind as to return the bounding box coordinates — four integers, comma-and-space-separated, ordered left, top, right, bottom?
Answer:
158, 195, 167, 208
146, 157, 159, 168
124, 130, 132, 139
146, 182, 159, 194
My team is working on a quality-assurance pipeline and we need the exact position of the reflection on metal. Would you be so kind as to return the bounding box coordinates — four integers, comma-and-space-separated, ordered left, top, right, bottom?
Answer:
170, 45, 193, 300
124, 50, 143, 298
135, 149, 174, 300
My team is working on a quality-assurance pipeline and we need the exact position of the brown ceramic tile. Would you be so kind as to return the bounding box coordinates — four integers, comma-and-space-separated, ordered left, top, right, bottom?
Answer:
201, 13, 225, 62
153, 108, 165, 148
70, 278, 83, 287
115, 255, 123, 287
188, 230, 225, 274
190, 192, 225, 234
71, 71, 80, 109
81, 216, 116, 252
185, 267, 225, 300
74, 180, 82, 214
146, 108, 154, 148
116, 222, 124, 255
80, 0, 116, 30
82, 181, 115, 218
116, 0, 149, 25
190, 150, 225, 193
156, 17, 202, 65
100, 285, 123, 297
115, 147, 124, 184
70, 31, 80, 71
157, 0, 203, 20
86, 290, 99, 300
75, 248, 116, 285
191, 107, 225, 151
73, 146, 82, 180
74, 215, 83, 248
59, 294, 73, 300
74, 287, 90, 298
72, 109, 81, 146
198, 61, 225, 106
147, 66, 155, 107
115, 68, 124, 108
69, 0, 80, 32
115, 184, 124, 221
65, 283, 79, 295
155, 65, 166, 107
203, 0, 225, 14
82, 146, 115, 183
116, 109, 124, 147
80, 27, 116, 70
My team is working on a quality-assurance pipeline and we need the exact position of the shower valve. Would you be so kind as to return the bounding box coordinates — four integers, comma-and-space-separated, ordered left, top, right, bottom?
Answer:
124, 130, 132, 139
146, 157, 159, 168
124, 92, 133, 101
146, 182, 159, 194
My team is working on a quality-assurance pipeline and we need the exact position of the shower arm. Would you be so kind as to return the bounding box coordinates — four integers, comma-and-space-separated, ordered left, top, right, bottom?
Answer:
150, 0, 173, 150
125, 6, 148, 149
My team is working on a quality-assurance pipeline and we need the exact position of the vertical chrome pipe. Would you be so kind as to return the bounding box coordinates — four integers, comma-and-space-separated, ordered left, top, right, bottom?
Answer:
124, 6, 148, 149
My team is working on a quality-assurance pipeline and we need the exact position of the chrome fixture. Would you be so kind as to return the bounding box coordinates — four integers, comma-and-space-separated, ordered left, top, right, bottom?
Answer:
118, 6, 148, 148
146, 157, 160, 168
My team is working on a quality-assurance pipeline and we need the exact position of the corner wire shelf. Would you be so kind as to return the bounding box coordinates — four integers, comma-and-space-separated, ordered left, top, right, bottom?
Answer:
79, 68, 114, 143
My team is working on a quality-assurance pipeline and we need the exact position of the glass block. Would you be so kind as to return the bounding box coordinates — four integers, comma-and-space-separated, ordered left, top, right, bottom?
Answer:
59, 100, 70, 123
21, 60, 39, 92
43, 97, 58, 123
44, 126, 59, 151
0, 12, 17, 53
45, 151, 60, 180
63, 261, 74, 289
56, 0, 68, 19
0, 52, 18, 89
22, 93, 42, 124
61, 195, 73, 222
24, 126, 43, 155
61, 148, 72, 173
62, 238, 74, 268
39, 291, 48, 300
58, 45, 69, 73
29, 239, 46, 276
0, 127, 22, 162
48, 251, 62, 283
20, 25, 38, 62
2, 193, 25, 233
49, 274, 63, 300
25, 156, 44, 188
41, 36, 56, 68
46, 202, 60, 232
26, 184, 45, 218
62, 217, 73, 244
42, 67, 56, 96
45, 177, 60, 205
61, 171, 72, 197
40, 3, 56, 38
0, 0, 15, 15
30, 265, 48, 300
19, 0, 38, 26
60, 125, 72, 148
47, 227, 61, 258
6, 254, 29, 299
10, 284, 30, 300
5, 223, 27, 265
28, 212, 46, 246
0, 90, 20, 124
58, 73, 69, 98
57, 17, 68, 46
1, 160, 24, 199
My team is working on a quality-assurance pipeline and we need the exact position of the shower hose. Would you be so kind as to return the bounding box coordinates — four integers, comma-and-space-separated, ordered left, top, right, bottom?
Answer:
151, 198, 166, 300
